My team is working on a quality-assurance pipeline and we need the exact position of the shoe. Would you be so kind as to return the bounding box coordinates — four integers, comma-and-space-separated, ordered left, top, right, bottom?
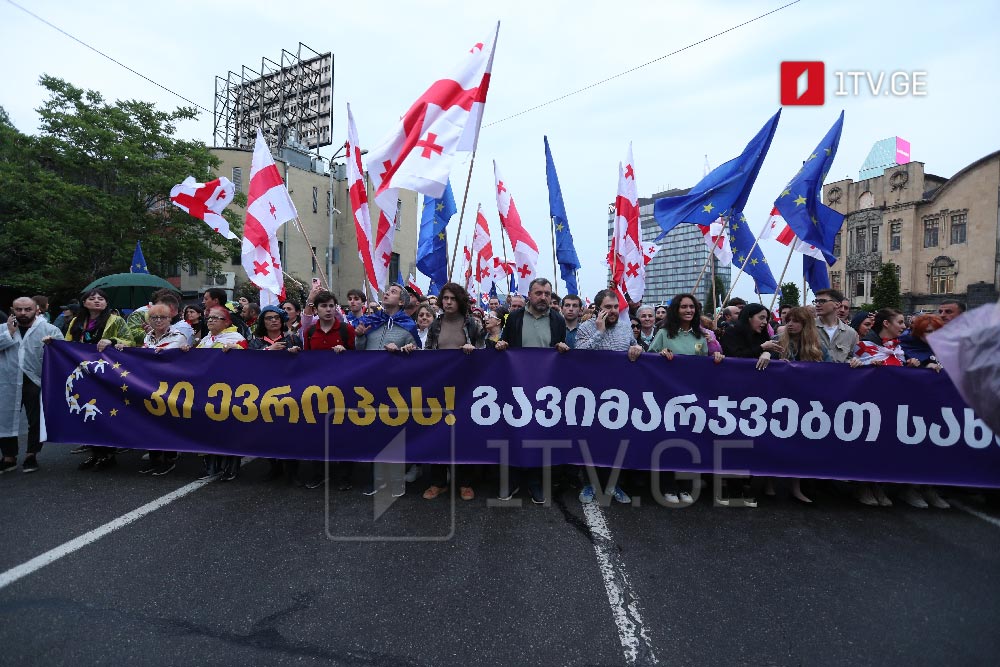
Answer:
151, 462, 176, 476
141, 452, 150, 461
138, 461, 158, 474
78, 456, 99, 471
528, 482, 545, 505
93, 456, 117, 471
362, 482, 385, 496
873, 484, 893, 507
0, 459, 17, 474
579, 485, 596, 504
612, 486, 631, 504
678, 492, 694, 504
220, 471, 238, 482
921, 486, 950, 509
21, 456, 39, 474
855, 484, 879, 506
714, 496, 730, 507
460, 486, 475, 501
391, 481, 406, 498
70, 445, 91, 454
742, 496, 758, 508
498, 485, 519, 501
664, 493, 680, 505
304, 477, 327, 490
899, 486, 928, 509
423, 485, 448, 500
404, 464, 421, 483
197, 471, 220, 481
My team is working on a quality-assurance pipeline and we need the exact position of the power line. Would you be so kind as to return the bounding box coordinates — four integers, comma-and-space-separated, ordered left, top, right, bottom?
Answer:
484, 0, 801, 128
4, 0, 213, 114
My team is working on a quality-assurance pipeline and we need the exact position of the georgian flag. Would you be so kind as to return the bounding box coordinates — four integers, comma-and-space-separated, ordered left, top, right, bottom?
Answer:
170, 176, 237, 239
366, 23, 498, 205
242, 129, 295, 298
855, 338, 905, 366
472, 204, 497, 291
698, 216, 733, 266
407, 273, 423, 297
607, 143, 657, 301
760, 207, 825, 260
461, 235, 475, 294
493, 161, 539, 286
346, 104, 381, 292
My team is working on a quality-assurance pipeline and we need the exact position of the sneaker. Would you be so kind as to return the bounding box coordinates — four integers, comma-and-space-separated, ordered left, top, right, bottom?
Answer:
219, 471, 238, 482
78, 456, 99, 471
873, 484, 893, 507
528, 482, 545, 505
579, 485, 596, 504
70, 445, 91, 454
422, 485, 448, 500
854, 484, 879, 506
921, 486, 950, 509
140, 452, 151, 461
497, 485, 519, 501
362, 482, 385, 496
460, 486, 475, 501
0, 459, 17, 474
714, 496, 731, 507
304, 477, 327, 490
21, 456, 39, 474
391, 481, 407, 498
899, 485, 928, 509
742, 496, 758, 508
663, 493, 680, 505
196, 471, 220, 481
612, 486, 631, 504
138, 461, 158, 474
404, 464, 421, 483
93, 456, 117, 471
151, 461, 176, 476
678, 492, 694, 504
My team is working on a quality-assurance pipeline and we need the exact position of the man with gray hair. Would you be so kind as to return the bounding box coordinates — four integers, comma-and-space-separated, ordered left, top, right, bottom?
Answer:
1, 297, 62, 473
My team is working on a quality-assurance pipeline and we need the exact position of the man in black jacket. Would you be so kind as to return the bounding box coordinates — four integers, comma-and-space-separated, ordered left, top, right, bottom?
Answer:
494, 278, 569, 503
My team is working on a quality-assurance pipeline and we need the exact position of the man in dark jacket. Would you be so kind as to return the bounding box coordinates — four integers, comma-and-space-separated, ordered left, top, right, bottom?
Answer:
494, 277, 569, 504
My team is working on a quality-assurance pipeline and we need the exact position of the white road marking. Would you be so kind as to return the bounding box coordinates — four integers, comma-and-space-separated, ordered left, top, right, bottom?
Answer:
581, 501, 658, 665
951, 499, 1000, 529
0, 458, 254, 590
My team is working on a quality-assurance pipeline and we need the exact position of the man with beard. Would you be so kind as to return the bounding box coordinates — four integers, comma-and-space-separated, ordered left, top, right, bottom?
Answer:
1, 297, 62, 473
573, 289, 644, 505
494, 278, 568, 504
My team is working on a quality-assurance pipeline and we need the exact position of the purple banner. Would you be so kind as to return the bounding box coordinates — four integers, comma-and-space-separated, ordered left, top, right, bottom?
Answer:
42, 341, 1000, 487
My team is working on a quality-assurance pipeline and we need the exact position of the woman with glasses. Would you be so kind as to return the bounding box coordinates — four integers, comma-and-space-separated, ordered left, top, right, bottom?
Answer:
249, 305, 302, 352
483, 310, 503, 348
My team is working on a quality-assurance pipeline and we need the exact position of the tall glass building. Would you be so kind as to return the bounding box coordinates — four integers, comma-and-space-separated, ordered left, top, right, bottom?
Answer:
607, 188, 731, 310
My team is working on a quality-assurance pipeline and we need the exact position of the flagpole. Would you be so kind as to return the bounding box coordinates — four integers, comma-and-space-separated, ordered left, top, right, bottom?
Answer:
803, 274, 808, 307
448, 152, 477, 279
549, 216, 559, 290
768, 244, 796, 312
690, 251, 713, 296
721, 235, 764, 305
710, 254, 717, 312
292, 216, 330, 291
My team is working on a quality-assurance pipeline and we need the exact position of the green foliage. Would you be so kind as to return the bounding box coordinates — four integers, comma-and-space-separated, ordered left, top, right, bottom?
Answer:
872, 262, 902, 311
235, 274, 308, 307
0, 77, 242, 304
779, 282, 801, 308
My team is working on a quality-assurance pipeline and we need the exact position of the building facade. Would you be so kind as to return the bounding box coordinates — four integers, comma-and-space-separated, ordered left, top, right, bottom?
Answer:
608, 189, 732, 308
824, 150, 1000, 311
172, 147, 417, 302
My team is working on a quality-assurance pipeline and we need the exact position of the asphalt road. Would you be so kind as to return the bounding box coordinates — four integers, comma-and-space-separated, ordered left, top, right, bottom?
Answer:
2, 445, 999, 666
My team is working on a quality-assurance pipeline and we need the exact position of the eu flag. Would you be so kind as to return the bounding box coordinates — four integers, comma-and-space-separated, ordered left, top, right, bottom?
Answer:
544, 136, 581, 297
803, 255, 830, 293
728, 212, 778, 294
653, 110, 781, 241
417, 180, 457, 296
130, 241, 149, 274
774, 111, 845, 262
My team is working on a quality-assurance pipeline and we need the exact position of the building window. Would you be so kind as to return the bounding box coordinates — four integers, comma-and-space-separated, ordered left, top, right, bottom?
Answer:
855, 227, 867, 253
929, 257, 955, 294
923, 218, 939, 248
854, 274, 865, 298
950, 213, 967, 244
231, 250, 241, 266
870, 226, 880, 253
831, 271, 841, 291
311, 247, 317, 274
188, 262, 198, 277
890, 222, 901, 251
388, 252, 400, 285
277, 240, 284, 270
833, 232, 841, 258
232, 167, 243, 194
312, 187, 318, 214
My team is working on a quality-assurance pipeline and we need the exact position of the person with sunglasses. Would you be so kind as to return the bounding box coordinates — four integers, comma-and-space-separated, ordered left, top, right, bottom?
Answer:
813, 289, 858, 363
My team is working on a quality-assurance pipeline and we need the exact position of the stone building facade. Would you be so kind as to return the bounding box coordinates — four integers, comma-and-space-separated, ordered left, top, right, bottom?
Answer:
824, 150, 1000, 311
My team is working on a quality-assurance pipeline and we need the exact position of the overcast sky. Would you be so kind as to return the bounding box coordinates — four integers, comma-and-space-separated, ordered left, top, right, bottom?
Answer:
4, 0, 999, 303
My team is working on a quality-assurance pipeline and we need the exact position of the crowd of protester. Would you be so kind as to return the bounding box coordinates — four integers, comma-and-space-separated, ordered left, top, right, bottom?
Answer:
0, 278, 981, 511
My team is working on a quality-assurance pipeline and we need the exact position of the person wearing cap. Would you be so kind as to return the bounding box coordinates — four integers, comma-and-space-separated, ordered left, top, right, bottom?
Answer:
249, 305, 302, 352
53, 303, 80, 334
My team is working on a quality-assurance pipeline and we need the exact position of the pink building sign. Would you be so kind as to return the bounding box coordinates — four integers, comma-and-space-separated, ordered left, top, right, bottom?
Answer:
895, 137, 911, 165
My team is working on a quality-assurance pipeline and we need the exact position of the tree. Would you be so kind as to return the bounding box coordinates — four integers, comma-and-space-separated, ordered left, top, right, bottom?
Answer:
0, 77, 243, 304
872, 262, 902, 310
779, 281, 800, 308
235, 274, 308, 307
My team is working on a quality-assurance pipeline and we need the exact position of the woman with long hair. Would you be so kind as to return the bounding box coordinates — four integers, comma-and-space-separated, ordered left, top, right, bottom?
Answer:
184, 304, 204, 343
757, 307, 830, 503
414, 303, 436, 349
65, 288, 132, 471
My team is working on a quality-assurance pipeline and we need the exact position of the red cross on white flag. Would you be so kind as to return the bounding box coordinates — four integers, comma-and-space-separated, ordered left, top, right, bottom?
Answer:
346, 104, 381, 292
759, 206, 825, 259
493, 161, 539, 287
242, 128, 297, 299
472, 204, 497, 292
698, 216, 733, 266
170, 176, 237, 239
607, 143, 656, 301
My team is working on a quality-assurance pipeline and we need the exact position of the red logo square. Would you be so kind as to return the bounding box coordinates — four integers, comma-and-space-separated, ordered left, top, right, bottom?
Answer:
781, 61, 825, 106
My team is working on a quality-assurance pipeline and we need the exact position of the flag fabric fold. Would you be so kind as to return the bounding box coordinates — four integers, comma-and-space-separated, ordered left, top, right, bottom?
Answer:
699, 217, 732, 266
242, 128, 295, 301
472, 204, 497, 294
170, 176, 237, 240
493, 161, 539, 287
346, 103, 382, 293
417, 181, 457, 296
130, 241, 149, 274
607, 143, 657, 301
760, 206, 825, 260
544, 136, 581, 296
